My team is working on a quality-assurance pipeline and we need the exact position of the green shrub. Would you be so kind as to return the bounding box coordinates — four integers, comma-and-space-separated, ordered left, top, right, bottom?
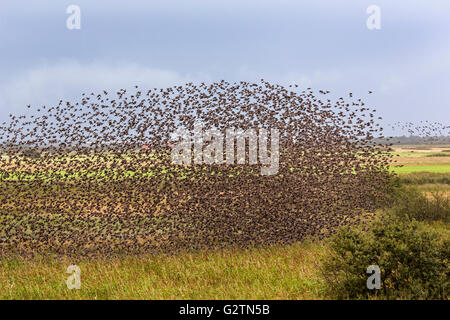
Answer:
390, 186, 449, 222
322, 218, 449, 299
425, 153, 450, 157
396, 172, 450, 185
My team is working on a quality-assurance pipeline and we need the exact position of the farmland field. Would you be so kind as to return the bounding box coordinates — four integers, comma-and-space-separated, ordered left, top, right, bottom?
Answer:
391, 146, 450, 174
0, 144, 448, 299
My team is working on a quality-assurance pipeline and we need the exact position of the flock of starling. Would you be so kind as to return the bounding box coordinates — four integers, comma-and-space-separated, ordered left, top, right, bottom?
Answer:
389, 121, 450, 143
0, 80, 396, 257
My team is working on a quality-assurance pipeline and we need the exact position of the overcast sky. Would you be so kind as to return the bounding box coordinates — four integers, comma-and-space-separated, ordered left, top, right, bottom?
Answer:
1, 0, 449, 132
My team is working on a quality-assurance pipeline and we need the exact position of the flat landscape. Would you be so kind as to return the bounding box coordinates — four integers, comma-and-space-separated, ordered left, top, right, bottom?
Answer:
0, 144, 448, 299
1, 1, 449, 306
391, 145, 450, 174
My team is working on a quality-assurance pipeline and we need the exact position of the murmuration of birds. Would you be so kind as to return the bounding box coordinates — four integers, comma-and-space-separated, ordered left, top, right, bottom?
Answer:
389, 121, 450, 144
0, 80, 396, 257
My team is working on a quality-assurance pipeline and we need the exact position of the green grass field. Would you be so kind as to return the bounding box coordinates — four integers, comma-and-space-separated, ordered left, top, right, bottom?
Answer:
392, 165, 450, 174
390, 146, 450, 174
0, 241, 329, 299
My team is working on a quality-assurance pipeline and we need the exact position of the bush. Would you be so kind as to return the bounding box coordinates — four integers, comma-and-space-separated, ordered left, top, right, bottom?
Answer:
390, 186, 449, 222
322, 218, 449, 299
396, 172, 450, 185
425, 153, 450, 157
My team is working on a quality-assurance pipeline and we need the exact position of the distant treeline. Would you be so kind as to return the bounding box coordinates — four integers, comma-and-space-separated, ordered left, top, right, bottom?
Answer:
374, 135, 450, 145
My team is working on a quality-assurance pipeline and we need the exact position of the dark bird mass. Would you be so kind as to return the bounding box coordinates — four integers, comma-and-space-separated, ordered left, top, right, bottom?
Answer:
0, 80, 395, 257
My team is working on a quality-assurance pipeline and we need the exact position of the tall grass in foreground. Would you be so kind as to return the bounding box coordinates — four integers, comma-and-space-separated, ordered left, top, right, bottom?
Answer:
0, 242, 329, 300
1, 180, 449, 300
